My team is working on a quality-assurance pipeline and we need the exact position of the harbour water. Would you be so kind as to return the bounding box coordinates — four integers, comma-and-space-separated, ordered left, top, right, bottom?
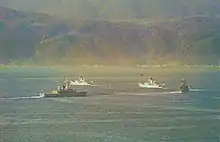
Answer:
0, 68, 220, 142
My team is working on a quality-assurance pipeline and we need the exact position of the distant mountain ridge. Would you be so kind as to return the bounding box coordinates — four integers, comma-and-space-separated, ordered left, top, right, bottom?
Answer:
2, 0, 220, 19
0, 6, 71, 63
34, 17, 220, 65
1, 7, 220, 65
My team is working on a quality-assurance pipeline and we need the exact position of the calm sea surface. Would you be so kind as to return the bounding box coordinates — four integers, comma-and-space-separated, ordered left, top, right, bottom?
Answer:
0, 68, 220, 142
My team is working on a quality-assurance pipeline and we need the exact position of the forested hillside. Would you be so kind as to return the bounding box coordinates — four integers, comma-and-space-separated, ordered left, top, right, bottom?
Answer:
0, 6, 70, 63
34, 17, 220, 65
1, 1, 220, 65
2, 0, 220, 19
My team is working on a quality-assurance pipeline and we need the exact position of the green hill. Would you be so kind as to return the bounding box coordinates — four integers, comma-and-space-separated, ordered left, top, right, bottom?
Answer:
2, 0, 220, 19
34, 17, 220, 65
0, 6, 71, 63
1, 6, 220, 65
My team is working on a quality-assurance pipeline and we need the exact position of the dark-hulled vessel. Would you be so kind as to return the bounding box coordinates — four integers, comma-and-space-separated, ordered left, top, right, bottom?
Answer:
179, 84, 190, 93
179, 78, 190, 93
40, 89, 87, 98
39, 78, 88, 98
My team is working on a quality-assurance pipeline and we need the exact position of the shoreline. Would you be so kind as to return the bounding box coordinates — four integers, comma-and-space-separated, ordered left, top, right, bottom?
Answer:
2, 64, 220, 75
4, 64, 220, 69
3, 64, 220, 68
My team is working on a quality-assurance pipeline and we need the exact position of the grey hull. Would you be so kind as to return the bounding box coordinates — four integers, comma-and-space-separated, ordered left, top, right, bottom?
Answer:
43, 90, 87, 98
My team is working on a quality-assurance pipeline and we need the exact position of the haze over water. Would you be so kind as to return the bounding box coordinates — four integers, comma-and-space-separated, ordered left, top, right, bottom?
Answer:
0, 68, 219, 142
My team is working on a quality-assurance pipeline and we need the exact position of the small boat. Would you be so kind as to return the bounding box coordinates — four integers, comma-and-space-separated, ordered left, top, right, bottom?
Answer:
69, 75, 95, 86
138, 82, 167, 89
70, 80, 91, 86
39, 89, 87, 98
179, 84, 190, 93
138, 82, 192, 93
69, 76, 99, 87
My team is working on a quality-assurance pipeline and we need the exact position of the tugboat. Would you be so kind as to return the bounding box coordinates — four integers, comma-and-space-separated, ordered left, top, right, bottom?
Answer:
179, 78, 190, 93
179, 84, 189, 93
39, 80, 87, 98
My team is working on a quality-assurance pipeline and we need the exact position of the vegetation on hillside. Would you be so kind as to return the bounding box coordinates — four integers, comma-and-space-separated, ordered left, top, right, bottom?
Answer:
2, 0, 220, 19
34, 17, 220, 65
1, 4, 220, 65
0, 6, 71, 63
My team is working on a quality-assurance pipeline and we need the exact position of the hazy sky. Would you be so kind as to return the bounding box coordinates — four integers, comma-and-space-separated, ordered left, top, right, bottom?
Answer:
1, 0, 220, 19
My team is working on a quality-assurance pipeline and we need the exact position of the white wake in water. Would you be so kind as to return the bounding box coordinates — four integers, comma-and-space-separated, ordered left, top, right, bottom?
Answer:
115, 88, 218, 96
0, 88, 217, 100
116, 91, 182, 96
190, 88, 210, 92
0, 95, 42, 100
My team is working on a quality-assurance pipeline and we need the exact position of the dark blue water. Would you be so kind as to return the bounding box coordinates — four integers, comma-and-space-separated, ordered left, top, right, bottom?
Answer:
0, 68, 220, 142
